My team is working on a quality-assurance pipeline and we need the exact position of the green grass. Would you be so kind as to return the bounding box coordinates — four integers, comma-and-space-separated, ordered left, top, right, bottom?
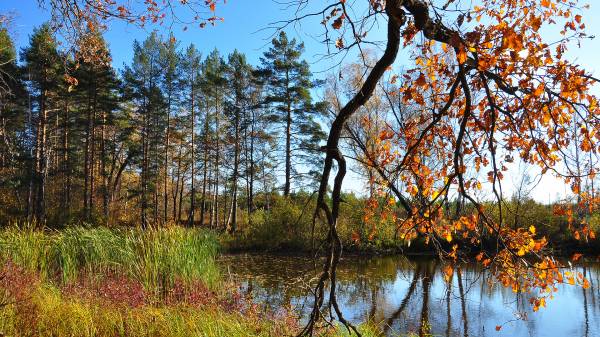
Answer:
0, 226, 220, 291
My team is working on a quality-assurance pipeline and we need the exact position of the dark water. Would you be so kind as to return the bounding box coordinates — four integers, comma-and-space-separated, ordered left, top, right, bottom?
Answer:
219, 254, 600, 337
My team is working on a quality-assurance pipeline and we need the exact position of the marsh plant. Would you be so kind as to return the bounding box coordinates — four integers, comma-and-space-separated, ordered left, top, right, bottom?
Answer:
0, 226, 220, 293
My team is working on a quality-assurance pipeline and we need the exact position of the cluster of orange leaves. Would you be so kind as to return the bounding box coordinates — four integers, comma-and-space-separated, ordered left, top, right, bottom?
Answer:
355, 0, 598, 314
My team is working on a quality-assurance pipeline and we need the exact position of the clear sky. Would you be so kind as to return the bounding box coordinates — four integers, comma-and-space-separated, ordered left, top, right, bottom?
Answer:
1, 0, 366, 72
3, 0, 600, 203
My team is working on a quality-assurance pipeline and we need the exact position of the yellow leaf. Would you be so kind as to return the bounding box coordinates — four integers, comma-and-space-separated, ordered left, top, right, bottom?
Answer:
456, 48, 468, 64
529, 226, 536, 234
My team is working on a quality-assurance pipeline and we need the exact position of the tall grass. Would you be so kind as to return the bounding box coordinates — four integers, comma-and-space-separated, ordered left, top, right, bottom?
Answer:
0, 226, 220, 291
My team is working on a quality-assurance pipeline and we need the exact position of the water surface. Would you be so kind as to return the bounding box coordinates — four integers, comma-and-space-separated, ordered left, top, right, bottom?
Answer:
219, 254, 600, 337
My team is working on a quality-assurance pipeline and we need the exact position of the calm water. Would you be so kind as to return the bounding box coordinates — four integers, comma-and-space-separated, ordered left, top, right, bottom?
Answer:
219, 254, 600, 337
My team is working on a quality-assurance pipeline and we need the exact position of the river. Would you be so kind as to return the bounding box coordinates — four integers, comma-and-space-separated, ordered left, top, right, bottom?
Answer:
219, 254, 600, 337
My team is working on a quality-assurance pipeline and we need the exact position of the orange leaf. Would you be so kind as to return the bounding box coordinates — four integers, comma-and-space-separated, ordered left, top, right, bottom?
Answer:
415, 73, 427, 87
351, 231, 360, 244
332, 14, 345, 29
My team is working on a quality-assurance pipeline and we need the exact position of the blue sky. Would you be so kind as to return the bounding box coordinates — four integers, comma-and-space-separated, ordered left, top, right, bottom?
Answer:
3, 0, 600, 202
1, 0, 370, 72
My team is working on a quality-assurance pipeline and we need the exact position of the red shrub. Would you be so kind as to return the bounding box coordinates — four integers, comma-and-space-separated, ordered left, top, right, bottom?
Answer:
62, 272, 148, 308
0, 260, 41, 329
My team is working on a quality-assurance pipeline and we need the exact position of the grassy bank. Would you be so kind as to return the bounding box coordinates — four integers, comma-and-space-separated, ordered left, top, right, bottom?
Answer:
0, 226, 301, 336
0, 226, 388, 337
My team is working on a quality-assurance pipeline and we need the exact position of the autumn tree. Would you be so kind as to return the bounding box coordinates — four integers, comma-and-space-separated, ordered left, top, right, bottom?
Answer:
294, 0, 600, 334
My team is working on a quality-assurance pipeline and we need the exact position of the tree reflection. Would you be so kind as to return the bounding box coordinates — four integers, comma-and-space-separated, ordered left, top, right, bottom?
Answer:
456, 267, 469, 337
419, 263, 434, 337
383, 263, 422, 334
221, 255, 600, 337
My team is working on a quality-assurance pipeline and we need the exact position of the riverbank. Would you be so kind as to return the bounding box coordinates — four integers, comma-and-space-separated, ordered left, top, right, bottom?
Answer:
220, 231, 600, 258
0, 226, 390, 337
0, 227, 298, 336
215, 194, 599, 257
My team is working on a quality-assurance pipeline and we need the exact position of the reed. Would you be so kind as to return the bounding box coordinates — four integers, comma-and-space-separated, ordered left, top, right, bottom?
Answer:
0, 226, 220, 291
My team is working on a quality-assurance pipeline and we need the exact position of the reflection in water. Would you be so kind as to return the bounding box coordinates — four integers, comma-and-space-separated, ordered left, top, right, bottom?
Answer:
383, 264, 420, 335
220, 254, 600, 337
456, 267, 469, 337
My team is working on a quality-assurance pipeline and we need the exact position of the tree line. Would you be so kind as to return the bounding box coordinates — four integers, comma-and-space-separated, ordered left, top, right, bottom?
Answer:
0, 24, 327, 231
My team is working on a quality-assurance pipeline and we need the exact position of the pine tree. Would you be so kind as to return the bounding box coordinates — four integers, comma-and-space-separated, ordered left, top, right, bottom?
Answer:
199, 49, 226, 228
0, 24, 28, 220
71, 34, 120, 222
122, 32, 166, 228
224, 50, 253, 233
180, 44, 201, 226
260, 31, 326, 196
21, 24, 63, 223
158, 33, 182, 223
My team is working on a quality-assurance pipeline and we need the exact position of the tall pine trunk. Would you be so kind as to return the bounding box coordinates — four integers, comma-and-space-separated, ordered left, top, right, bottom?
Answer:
284, 70, 291, 197
188, 74, 196, 226
34, 85, 48, 223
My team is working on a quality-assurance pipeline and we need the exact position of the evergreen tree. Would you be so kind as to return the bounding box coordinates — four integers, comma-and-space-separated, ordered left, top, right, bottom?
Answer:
21, 24, 63, 223
199, 49, 226, 228
180, 44, 201, 225
158, 33, 182, 223
0, 27, 328, 229
122, 32, 167, 228
260, 31, 326, 196
0, 24, 27, 220
224, 50, 253, 233
71, 34, 120, 222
